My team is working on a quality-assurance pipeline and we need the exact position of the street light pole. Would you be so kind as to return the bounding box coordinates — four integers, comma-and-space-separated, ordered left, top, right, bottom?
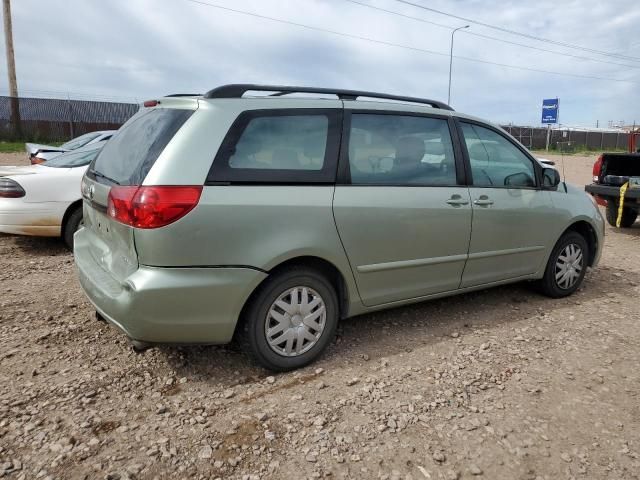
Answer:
447, 25, 469, 105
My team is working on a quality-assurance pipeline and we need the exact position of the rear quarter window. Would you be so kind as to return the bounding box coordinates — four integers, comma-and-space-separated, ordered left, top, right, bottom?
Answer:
207, 109, 341, 184
90, 108, 193, 186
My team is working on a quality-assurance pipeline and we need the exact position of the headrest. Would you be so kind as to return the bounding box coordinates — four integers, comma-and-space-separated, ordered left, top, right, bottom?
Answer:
423, 141, 445, 156
395, 136, 425, 161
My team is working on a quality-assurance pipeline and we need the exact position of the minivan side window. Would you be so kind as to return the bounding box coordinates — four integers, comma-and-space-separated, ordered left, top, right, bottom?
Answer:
460, 122, 537, 188
347, 114, 457, 186
209, 110, 341, 184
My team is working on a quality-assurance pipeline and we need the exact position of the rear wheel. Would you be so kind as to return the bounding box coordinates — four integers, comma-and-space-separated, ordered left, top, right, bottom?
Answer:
536, 231, 589, 298
606, 201, 637, 228
238, 267, 339, 371
62, 206, 83, 250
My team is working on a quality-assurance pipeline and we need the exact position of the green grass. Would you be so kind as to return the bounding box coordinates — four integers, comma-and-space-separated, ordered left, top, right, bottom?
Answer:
0, 141, 27, 153
0, 140, 66, 153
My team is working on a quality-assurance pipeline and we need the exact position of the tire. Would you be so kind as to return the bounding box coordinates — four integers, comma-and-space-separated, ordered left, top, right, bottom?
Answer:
536, 231, 589, 298
238, 267, 339, 371
62, 206, 83, 250
606, 201, 637, 228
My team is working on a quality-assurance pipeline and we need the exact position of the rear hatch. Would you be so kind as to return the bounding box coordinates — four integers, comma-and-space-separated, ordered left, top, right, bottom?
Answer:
81, 103, 196, 282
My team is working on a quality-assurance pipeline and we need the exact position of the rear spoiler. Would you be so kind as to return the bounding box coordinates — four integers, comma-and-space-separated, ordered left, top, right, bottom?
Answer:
25, 143, 68, 157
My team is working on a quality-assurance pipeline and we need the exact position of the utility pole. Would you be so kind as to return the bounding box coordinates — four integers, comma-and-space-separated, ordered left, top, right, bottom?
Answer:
545, 124, 551, 151
447, 25, 469, 105
2, 0, 21, 138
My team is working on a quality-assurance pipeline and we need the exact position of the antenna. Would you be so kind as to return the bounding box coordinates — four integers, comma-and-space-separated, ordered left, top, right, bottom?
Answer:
559, 140, 568, 192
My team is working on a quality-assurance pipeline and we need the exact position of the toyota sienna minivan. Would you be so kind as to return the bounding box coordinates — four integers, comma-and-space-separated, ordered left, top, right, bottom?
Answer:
75, 84, 604, 371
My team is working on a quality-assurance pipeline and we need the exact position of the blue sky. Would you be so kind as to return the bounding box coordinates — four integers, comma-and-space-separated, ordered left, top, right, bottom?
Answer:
3, 0, 640, 127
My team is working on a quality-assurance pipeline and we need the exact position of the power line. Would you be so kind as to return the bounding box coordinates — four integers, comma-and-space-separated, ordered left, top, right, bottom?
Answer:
392, 0, 640, 63
183, 0, 638, 85
344, 0, 640, 70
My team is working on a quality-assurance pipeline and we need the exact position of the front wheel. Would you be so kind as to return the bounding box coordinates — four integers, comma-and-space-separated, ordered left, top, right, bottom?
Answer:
238, 267, 339, 371
536, 231, 589, 298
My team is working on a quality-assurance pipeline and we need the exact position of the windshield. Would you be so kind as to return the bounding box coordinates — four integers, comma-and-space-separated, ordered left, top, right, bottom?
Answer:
60, 132, 101, 150
44, 147, 102, 168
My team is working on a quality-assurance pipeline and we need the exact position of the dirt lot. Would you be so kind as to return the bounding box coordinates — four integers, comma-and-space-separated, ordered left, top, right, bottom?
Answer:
1, 152, 639, 480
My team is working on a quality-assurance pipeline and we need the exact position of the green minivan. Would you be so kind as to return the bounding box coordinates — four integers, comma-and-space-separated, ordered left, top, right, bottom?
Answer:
75, 84, 604, 371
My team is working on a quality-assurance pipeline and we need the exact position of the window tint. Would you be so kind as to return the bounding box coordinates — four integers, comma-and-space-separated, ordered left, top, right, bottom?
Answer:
461, 123, 536, 188
347, 114, 457, 185
91, 108, 193, 185
229, 115, 328, 171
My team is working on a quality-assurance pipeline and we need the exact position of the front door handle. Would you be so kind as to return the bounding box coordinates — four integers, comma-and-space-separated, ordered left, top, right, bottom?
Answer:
473, 195, 494, 206
446, 195, 469, 206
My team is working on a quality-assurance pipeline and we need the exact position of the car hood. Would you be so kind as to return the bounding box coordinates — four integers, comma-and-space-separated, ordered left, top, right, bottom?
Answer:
25, 142, 68, 156
0, 165, 47, 177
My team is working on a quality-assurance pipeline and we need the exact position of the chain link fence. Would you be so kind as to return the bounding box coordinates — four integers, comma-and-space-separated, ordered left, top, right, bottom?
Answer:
0, 96, 139, 142
502, 125, 629, 151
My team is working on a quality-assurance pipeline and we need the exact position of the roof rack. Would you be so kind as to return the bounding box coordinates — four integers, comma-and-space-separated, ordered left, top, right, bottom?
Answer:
203, 84, 453, 111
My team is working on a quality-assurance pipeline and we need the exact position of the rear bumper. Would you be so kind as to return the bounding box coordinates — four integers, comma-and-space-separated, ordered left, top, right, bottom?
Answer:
74, 228, 267, 344
0, 200, 63, 237
585, 184, 640, 200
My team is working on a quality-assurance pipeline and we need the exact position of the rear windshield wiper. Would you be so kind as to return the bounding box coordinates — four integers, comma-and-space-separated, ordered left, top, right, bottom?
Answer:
91, 170, 121, 186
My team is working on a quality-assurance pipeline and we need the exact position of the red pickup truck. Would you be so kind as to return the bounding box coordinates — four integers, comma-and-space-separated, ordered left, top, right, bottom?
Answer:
585, 132, 640, 227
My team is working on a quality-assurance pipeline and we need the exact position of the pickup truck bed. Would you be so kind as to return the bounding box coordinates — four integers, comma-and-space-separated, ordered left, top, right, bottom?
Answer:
585, 153, 640, 228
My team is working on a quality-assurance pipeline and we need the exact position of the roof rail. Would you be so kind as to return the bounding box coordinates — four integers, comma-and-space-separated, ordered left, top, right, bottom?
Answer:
203, 84, 454, 111
164, 93, 202, 97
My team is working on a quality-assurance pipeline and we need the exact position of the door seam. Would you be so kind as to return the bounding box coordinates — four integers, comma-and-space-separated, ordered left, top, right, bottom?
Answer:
457, 187, 474, 289
331, 186, 367, 309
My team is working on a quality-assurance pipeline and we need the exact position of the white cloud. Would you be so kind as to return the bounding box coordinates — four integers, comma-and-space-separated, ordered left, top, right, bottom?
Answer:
5, 0, 640, 126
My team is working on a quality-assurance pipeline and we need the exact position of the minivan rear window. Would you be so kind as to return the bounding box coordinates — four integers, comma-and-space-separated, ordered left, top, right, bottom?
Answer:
90, 108, 193, 186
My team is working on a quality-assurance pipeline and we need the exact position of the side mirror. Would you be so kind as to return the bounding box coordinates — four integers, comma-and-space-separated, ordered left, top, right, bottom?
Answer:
542, 167, 561, 189
504, 172, 535, 187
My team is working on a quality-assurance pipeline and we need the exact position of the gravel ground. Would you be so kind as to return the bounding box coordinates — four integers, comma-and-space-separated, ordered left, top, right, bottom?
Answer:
1, 151, 639, 480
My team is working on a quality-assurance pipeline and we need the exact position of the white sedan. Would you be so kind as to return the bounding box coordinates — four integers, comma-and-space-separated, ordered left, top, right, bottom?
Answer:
0, 143, 102, 248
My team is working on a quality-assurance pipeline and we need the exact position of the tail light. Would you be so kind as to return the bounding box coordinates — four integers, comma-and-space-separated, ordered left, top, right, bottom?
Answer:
31, 156, 46, 165
0, 178, 26, 198
107, 186, 202, 229
592, 155, 603, 183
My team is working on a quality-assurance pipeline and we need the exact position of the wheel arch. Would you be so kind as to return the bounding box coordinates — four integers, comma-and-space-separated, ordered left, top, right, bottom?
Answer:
235, 255, 353, 343
61, 199, 83, 238
562, 220, 598, 266
267, 255, 350, 319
